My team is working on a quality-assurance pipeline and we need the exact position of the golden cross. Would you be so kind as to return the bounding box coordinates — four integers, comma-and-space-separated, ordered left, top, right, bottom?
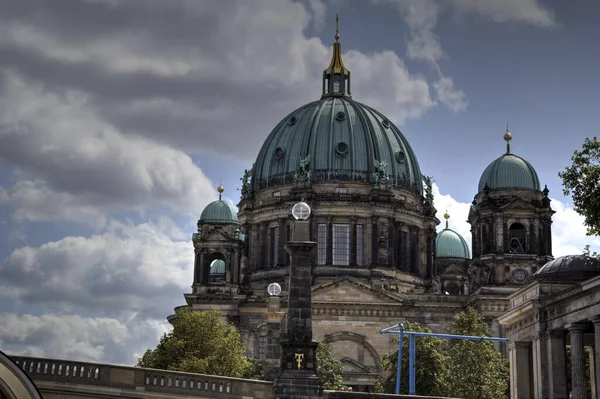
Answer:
294, 353, 304, 369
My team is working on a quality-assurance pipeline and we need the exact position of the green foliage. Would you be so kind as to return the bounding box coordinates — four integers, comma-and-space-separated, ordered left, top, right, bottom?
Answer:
242, 358, 270, 380
444, 307, 509, 399
376, 321, 448, 396
316, 342, 344, 390
559, 136, 600, 236
583, 244, 599, 259
137, 309, 249, 378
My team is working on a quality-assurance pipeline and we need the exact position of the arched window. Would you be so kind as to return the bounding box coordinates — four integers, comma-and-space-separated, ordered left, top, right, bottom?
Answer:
209, 259, 226, 283
508, 223, 526, 253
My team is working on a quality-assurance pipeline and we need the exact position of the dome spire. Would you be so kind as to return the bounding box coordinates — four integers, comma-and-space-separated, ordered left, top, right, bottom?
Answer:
443, 209, 450, 229
322, 14, 351, 98
504, 124, 512, 154
217, 184, 224, 200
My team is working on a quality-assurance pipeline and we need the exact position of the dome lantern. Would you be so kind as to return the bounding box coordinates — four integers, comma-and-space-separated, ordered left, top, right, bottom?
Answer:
322, 14, 351, 98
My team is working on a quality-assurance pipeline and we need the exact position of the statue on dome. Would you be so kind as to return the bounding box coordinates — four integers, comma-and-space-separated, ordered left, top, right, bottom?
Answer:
373, 159, 391, 187
240, 167, 253, 195
423, 175, 434, 199
294, 155, 312, 185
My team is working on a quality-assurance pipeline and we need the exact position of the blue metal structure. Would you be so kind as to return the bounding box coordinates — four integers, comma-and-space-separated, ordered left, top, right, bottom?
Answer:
380, 323, 509, 395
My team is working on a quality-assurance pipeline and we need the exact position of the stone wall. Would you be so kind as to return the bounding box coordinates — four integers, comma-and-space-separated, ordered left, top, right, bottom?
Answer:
323, 391, 462, 399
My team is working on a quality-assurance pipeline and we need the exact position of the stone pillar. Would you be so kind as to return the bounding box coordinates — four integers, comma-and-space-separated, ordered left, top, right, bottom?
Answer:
592, 317, 600, 397
532, 334, 549, 399
410, 226, 419, 275
371, 216, 378, 267
495, 216, 503, 255
588, 346, 597, 399
509, 341, 532, 399
275, 219, 322, 399
546, 330, 568, 399
568, 323, 588, 399
278, 218, 286, 267
426, 228, 435, 278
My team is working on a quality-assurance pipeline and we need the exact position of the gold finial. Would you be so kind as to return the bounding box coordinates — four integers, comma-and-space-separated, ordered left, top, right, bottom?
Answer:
504, 125, 512, 154
443, 209, 450, 229
217, 185, 224, 200
335, 14, 340, 42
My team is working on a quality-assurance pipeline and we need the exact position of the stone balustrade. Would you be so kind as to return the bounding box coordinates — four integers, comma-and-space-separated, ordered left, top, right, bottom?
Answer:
10, 355, 273, 399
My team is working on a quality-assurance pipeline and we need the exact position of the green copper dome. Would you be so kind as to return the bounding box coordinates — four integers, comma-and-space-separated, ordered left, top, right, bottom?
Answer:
210, 259, 226, 275
199, 186, 239, 225
436, 212, 470, 259
249, 26, 423, 195
478, 131, 540, 192
436, 228, 470, 259
251, 96, 423, 194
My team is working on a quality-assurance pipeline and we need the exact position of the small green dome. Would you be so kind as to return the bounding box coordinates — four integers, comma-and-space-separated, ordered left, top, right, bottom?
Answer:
251, 96, 423, 194
210, 259, 226, 275
478, 133, 540, 192
199, 190, 239, 225
436, 228, 470, 259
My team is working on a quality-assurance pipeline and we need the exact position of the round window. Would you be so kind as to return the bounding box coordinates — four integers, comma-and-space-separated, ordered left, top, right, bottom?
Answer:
512, 269, 527, 283
336, 142, 349, 156
395, 151, 406, 163
335, 111, 346, 121
274, 147, 285, 160
289, 116, 297, 125
382, 119, 391, 128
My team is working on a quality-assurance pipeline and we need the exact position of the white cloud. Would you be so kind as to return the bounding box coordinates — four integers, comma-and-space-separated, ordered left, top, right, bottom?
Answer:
0, 218, 193, 319
433, 183, 600, 257
433, 76, 468, 112
450, 0, 556, 28
0, 313, 170, 365
0, 73, 215, 223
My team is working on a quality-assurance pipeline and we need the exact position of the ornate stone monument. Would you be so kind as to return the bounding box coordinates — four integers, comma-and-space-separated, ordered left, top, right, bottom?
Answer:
274, 202, 322, 399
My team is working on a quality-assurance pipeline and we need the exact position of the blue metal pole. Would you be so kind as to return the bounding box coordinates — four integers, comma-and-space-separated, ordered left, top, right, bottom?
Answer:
395, 323, 404, 394
408, 334, 416, 395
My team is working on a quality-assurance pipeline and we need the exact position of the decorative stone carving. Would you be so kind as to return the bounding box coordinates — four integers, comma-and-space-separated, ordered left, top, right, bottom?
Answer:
240, 167, 253, 195
372, 159, 391, 187
294, 155, 312, 185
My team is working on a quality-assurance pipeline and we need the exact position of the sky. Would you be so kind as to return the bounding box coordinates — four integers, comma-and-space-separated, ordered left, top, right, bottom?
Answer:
1, 0, 600, 366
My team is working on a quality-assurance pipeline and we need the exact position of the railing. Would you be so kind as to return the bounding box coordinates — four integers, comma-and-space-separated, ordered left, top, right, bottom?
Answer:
10, 355, 273, 398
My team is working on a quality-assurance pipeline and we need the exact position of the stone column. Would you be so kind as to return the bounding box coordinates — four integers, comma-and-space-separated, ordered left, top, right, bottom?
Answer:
532, 334, 549, 399
494, 216, 503, 255
509, 341, 532, 399
592, 317, 600, 397
278, 218, 286, 267
588, 346, 597, 399
326, 216, 333, 265
546, 330, 568, 399
275, 219, 322, 399
568, 323, 588, 399
426, 227, 435, 278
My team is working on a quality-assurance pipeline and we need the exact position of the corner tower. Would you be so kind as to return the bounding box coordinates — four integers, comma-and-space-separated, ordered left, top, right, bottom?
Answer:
185, 186, 244, 316
468, 130, 555, 290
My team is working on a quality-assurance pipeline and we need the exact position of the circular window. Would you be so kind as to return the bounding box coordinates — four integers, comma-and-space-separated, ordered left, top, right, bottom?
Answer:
289, 116, 297, 125
336, 142, 349, 156
395, 151, 406, 163
512, 269, 527, 283
382, 119, 391, 128
274, 147, 285, 160
335, 111, 346, 121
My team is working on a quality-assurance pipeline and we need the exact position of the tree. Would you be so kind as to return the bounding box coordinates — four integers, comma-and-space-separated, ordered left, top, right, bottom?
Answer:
137, 309, 249, 378
376, 321, 448, 396
559, 136, 600, 235
583, 244, 599, 259
316, 342, 344, 390
443, 307, 509, 399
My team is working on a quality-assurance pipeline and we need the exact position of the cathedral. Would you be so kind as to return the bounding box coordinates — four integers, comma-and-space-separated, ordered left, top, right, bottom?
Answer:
172, 23, 558, 391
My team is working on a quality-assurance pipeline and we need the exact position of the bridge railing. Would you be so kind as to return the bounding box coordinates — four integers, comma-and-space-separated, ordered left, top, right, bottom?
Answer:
10, 356, 273, 398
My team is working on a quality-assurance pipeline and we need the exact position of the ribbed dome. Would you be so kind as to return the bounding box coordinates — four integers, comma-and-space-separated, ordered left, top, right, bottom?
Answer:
534, 255, 600, 281
478, 152, 540, 192
436, 228, 470, 259
199, 200, 238, 225
251, 96, 423, 194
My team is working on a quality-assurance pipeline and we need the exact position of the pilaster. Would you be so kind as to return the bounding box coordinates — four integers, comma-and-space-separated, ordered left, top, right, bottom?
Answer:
546, 329, 568, 399
592, 317, 600, 396
509, 341, 532, 399
568, 323, 588, 399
